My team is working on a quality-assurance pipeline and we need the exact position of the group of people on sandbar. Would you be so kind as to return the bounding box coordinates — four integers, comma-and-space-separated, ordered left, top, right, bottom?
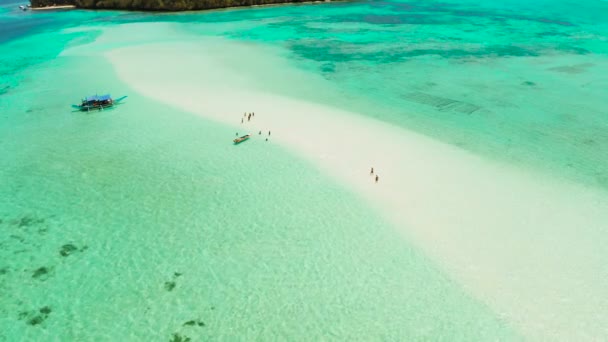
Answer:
370, 167, 379, 183
238, 111, 271, 141
258, 130, 271, 141
241, 112, 255, 124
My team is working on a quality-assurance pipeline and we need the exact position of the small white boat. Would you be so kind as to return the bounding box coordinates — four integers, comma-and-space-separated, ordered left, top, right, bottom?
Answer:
233, 134, 250, 144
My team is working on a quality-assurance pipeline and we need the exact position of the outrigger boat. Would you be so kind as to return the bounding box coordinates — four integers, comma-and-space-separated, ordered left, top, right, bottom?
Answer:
72, 94, 127, 112
233, 134, 250, 144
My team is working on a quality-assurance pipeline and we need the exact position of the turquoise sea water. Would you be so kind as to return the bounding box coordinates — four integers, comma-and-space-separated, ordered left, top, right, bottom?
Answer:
2, 1, 608, 185
1, 0, 607, 340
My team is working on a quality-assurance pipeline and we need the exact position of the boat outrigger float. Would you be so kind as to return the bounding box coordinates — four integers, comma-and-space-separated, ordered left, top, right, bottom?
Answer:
234, 134, 251, 144
72, 94, 127, 112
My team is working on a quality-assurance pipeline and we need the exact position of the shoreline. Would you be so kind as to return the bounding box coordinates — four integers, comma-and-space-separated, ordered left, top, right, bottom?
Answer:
98, 34, 608, 340
29, 0, 335, 13
31, 5, 76, 10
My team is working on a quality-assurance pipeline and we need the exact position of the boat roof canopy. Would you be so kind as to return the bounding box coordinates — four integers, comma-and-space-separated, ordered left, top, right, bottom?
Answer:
85, 94, 111, 101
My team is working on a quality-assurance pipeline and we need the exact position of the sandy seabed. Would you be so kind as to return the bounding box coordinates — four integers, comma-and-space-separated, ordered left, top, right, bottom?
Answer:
59, 23, 608, 339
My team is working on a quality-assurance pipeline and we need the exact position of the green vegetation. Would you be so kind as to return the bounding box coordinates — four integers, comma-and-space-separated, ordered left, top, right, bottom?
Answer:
31, 0, 327, 11
30, 0, 73, 7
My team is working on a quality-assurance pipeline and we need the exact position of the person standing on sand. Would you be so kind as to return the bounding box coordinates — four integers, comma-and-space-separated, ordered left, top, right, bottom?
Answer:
259, 131, 261, 135
241, 118, 243, 124
268, 131, 271, 136
375, 175, 379, 183
370, 167, 374, 175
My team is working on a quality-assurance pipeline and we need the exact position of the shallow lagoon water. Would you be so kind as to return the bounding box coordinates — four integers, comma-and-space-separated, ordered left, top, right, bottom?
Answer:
0, 50, 516, 340
1, 0, 607, 339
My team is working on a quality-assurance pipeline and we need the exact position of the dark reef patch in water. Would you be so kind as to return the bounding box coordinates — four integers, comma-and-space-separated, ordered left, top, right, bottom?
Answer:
18, 306, 52, 326
534, 17, 574, 27
361, 14, 445, 25
548, 63, 594, 74
556, 45, 590, 55
165, 271, 183, 291
536, 31, 569, 38
0, 267, 8, 275
400, 46, 537, 58
12, 215, 45, 228
32, 266, 51, 279
164, 281, 176, 291
321, 62, 335, 73
522, 81, 536, 86
403, 92, 484, 115
28, 316, 45, 326
59, 244, 78, 257
582, 139, 595, 146
170, 333, 191, 342
10, 235, 26, 243
340, 2, 575, 28
485, 45, 539, 57
183, 319, 205, 327
289, 41, 538, 64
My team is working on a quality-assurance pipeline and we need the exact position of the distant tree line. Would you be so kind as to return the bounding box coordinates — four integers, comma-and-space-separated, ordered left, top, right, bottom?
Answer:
31, 0, 326, 10
31, 0, 73, 7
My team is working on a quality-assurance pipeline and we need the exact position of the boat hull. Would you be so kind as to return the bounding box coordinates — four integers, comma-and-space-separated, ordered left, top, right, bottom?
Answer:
78, 103, 114, 111
233, 135, 251, 144
72, 94, 127, 112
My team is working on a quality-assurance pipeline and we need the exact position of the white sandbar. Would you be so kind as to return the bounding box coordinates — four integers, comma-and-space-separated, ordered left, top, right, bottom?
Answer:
101, 33, 608, 339
31, 5, 76, 10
